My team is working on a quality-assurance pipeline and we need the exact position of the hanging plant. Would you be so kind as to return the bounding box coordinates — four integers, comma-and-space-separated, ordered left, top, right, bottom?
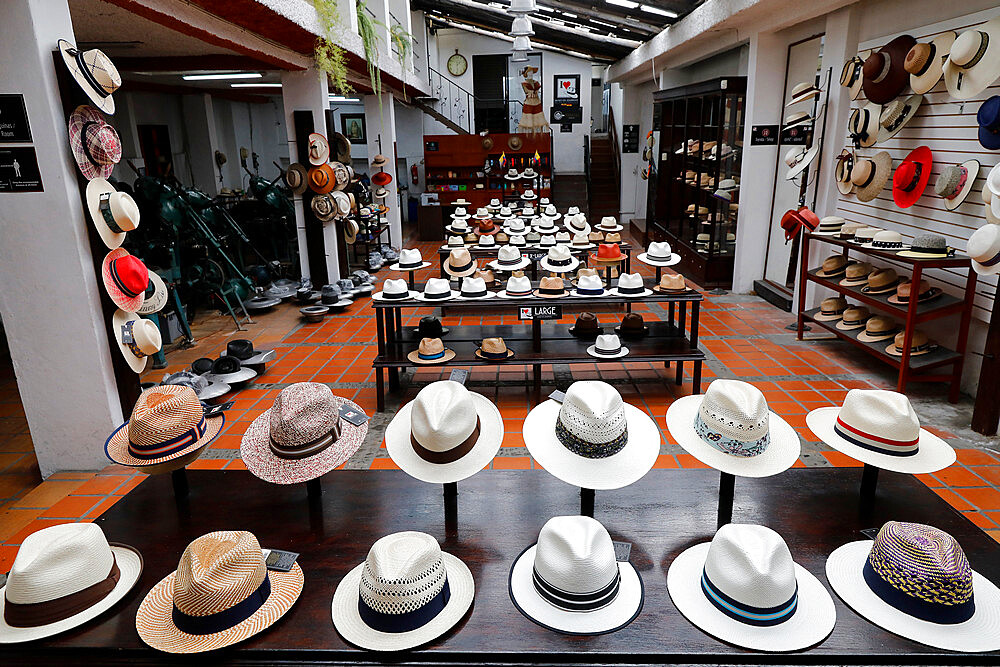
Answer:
390, 24, 412, 99
356, 0, 382, 105
312, 0, 352, 95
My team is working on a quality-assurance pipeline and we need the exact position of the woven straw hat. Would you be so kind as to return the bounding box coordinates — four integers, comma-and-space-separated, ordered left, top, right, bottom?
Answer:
443, 247, 478, 278
68, 106, 122, 182
826, 521, 1000, 652
838, 222, 864, 240
596, 216, 622, 232
841, 56, 865, 100
654, 273, 690, 293
905, 31, 956, 94
416, 278, 458, 302
587, 333, 629, 359
105, 385, 223, 471
373, 278, 414, 302
885, 329, 937, 357
863, 35, 916, 104
944, 18, 1000, 99
786, 81, 821, 106
241, 383, 368, 485
112, 309, 161, 373
806, 389, 955, 473
501, 275, 533, 298
522, 381, 659, 490
837, 306, 871, 331
815, 255, 849, 278
136, 531, 302, 653
836, 149, 856, 195
637, 241, 680, 267
509, 515, 644, 635
58, 40, 120, 114
407, 338, 456, 365
856, 316, 899, 342
572, 274, 605, 297
490, 245, 531, 271
852, 226, 881, 244
814, 216, 845, 236
538, 234, 556, 249
666, 380, 801, 477
476, 337, 515, 360
539, 244, 580, 273
815, 296, 848, 321
898, 233, 952, 259
967, 223, 1000, 275
851, 152, 893, 202
534, 216, 559, 234
385, 380, 503, 483
86, 178, 139, 250
934, 160, 979, 210
570, 233, 593, 249
565, 214, 591, 236
887, 279, 940, 305
459, 276, 495, 300
668, 523, 836, 652
0, 523, 142, 643
475, 233, 496, 249
611, 273, 651, 297
307, 132, 330, 165
534, 276, 567, 298
862, 268, 900, 294
848, 104, 880, 148
332, 531, 474, 651
839, 261, 874, 287
390, 248, 430, 271
870, 230, 906, 250
877, 95, 923, 143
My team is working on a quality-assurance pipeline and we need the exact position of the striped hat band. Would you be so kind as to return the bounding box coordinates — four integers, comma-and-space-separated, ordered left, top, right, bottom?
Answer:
533, 566, 620, 612
129, 415, 206, 460
834, 416, 918, 456
701, 568, 798, 626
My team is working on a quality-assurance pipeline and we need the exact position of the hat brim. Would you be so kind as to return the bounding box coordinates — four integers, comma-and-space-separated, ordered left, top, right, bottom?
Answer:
475, 348, 515, 360
539, 258, 581, 273
59, 41, 116, 115
137, 272, 169, 315
910, 33, 955, 94
939, 160, 980, 211
885, 341, 937, 356
220, 348, 276, 366
204, 368, 257, 385
785, 145, 820, 180
509, 543, 643, 635
665, 395, 801, 478
0, 544, 141, 644
855, 152, 893, 203
385, 392, 502, 483
592, 255, 626, 264
388, 261, 431, 272
241, 397, 368, 485
415, 291, 460, 302
332, 551, 473, 651
836, 318, 869, 331
407, 348, 457, 365
668, 542, 835, 652
105, 412, 223, 469
523, 400, 659, 490
878, 95, 923, 144
86, 178, 126, 249
136, 562, 302, 653
608, 288, 653, 298
856, 329, 899, 342
805, 407, 955, 473
533, 289, 568, 299
887, 287, 942, 304
893, 147, 933, 208
112, 310, 153, 374
636, 253, 681, 267
286, 165, 309, 195
587, 345, 630, 359
102, 248, 146, 312
826, 540, 1000, 652
596, 225, 624, 233
944, 20, 1000, 99
372, 290, 416, 302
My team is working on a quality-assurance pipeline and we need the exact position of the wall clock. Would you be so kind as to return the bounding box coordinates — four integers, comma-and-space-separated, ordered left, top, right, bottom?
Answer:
447, 49, 468, 77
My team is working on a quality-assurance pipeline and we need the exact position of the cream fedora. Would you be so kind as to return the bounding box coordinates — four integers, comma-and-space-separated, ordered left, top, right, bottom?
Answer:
112, 310, 161, 374
967, 223, 1000, 276
490, 245, 531, 271
86, 178, 139, 249
58, 40, 120, 114
611, 273, 651, 297
390, 248, 430, 271
637, 241, 680, 267
539, 244, 580, 273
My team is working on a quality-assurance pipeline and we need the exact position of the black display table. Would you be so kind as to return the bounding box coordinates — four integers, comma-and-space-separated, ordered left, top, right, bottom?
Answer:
436, 243, 634, 280
12, 469, 999, 664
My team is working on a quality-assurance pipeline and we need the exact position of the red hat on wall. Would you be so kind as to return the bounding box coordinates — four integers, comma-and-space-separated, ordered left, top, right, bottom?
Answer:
892, 146, 933, 208
780, 206, 820, 242
371, 171, 393, 187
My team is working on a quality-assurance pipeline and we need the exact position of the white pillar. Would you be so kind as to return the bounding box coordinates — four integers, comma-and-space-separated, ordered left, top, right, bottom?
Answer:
281, 66, 341, 282
181, 94, 221, 195
0, 0, 123, 475
365, 93, 402, 247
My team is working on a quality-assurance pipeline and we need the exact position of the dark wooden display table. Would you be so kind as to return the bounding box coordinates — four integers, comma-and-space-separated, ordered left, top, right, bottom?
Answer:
11, 469, 999, 664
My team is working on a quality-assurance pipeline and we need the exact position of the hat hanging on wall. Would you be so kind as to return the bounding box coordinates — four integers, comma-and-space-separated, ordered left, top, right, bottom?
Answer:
308, 164, 336, 194
944, 17, 1000, 99
904, 31, 956, 94
137, 272, 169, 316
68, 106, 122, 181
892, 146, 933, 208
58, 40, 121, 114
785, 81, 821, 106
977, 96, 1000, 150
331, 132, 352, 163
284, 163, 309, 195
934, 160, 979, 210
86, 178, 139, 249
877, 95, 922, 143
371, 171, 393, 187
307, 132, 330, 165
848, 103, 880, 148
784, 145, 819, 180
311, 194, 337, 222
851, 151, 893, 203
862, 34, 916, 104
840, 56, 865, 100
836, 149, 856, 195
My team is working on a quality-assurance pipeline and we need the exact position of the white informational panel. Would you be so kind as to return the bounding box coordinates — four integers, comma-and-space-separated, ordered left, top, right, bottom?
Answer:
836, 8, 1000, 322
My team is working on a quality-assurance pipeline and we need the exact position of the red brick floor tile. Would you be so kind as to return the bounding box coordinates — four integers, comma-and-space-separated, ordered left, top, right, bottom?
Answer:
0, 544, 20, 573
41, 495, 103, 519
934, 465, 988, 488
956, 487, 1000, 511
187, 459, 227, 470
676, 454, 710, 469
113, 476, 146, 495
963, 511, 999, 530
652, 454, 678, 468
933, 488, 975, 511
369, 458, 400, 470
72, 475, 131, 496
914, 473, 945, 488
973, 465, 1000, 486
820, 451, 863, 467
492, 457, 531, 470
956, 449, 1000, 466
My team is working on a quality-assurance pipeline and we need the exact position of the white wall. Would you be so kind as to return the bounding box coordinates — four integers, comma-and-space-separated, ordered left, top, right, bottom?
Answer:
328, 99, 369, 168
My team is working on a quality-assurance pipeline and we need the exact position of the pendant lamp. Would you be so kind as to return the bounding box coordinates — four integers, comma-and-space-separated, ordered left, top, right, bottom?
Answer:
512, 35, 532, 51
511, 16, 534, 36
509, 0, 537, 14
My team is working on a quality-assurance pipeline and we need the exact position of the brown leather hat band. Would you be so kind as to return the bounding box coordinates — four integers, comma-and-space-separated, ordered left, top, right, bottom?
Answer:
411, 417, 481, 464
4, 558, 120, 628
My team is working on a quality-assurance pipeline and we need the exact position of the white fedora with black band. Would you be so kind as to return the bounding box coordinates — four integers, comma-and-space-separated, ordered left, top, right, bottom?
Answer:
944, 18, 1000, 99
610, 273, 651, 298
58, 40, 121, 114
637, 241, 680, 267
509, 515, 644, 635
668, 523, 836, 652
522, 381, 659, 490
373, 278, 414, 301
666, 380, 800, 478
490, 245, 531, 271
806, 389, 955, 474
416, 278, 459, 302
385, 380, 503, 484
86, 178, 139, 249
539, 244, 580, 273
389, 248, 430, 271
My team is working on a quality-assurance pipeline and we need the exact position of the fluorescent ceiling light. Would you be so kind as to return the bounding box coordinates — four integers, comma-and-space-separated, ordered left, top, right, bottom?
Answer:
561, 11, 577, 17
329, 95, 362, 102
231, 82, 282, 88
183, 72, 262, 81
640, 4, 677, 16
605, 0, 639, 8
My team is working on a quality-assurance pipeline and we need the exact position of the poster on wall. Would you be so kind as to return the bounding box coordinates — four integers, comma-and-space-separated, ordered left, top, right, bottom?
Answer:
553, 74, 580, 103
0, 95, 32, 142
340, 114, 367, 144
0, 146, 43, 192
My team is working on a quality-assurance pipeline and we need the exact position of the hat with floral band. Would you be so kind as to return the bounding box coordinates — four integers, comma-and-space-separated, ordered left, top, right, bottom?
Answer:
112, 310, 161, 374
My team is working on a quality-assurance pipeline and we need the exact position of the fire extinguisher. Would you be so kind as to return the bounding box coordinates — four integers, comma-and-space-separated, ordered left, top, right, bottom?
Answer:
411, 164, 419, 186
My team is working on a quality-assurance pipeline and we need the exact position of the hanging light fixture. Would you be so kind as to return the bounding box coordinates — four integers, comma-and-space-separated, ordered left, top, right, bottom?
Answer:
511, 51, 529, 62
510, 16, 534, 36
512, 35, 532, 51
508, 0, 537, 14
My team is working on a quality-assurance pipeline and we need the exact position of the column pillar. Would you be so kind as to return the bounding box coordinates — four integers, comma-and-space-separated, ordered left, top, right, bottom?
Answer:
365, 93, 402, 246
0, 0, 123, 474
181, 93, 221, 195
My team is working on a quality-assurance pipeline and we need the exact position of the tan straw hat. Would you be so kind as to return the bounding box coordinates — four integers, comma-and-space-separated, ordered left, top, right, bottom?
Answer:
905, 31, 956, 94
856, 316, 899, 343
476, 337, 515, 360
815, 297, 848, 322
837, 306, 871, 331
886, 330, 936, 357
851, 152, 893, 202
408, 338, 456, 364
839, 261, 874, 287
815, 255, 849, 278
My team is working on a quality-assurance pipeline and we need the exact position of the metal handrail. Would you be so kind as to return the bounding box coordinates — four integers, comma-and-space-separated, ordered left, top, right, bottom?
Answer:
608, 105, 621, 187
424, 66, 527, 134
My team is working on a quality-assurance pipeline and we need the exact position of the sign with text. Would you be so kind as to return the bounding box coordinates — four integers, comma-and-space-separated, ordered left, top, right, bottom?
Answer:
621, 124, 640, 153
781, 124, 811, 145
0, 147, 42, 192
519, 304, 562, 320
425, 141, 439, 151
750, 124, 779, 146
551, 102, 582, 124
0, 95, 31, 142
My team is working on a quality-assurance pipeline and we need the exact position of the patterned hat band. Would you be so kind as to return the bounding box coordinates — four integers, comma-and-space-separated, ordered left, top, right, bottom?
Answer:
834, 416, 918, 456
701, 568, 798, 626
862, 556, 974, 624
74, 49, 112, 97
958, 32, 989, 69
410, 417, 480, 464
555, 415, 627, 459
173, 573, 271, 635
4, 556, 120, 627
498, 256, 523, 267
269, 420, 341, 460
121, 320, 151, 359
99, 194, 125, 233
872, 239, 904, 249
359, 574, 451, 633
694, 412, 770, 458
899, 163, 923, 192
532, 566, 621, 612
883, 104, 913, 132
128, 415, 207, 460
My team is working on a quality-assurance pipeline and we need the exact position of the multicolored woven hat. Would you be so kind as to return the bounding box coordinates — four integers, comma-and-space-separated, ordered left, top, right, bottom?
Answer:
826, 521, 1000, 652
68, 106, 121, 180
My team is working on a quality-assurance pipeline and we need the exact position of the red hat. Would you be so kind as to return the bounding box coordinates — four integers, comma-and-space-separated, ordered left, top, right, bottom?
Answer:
102, 248, 148, 312
308, 164, 336, 194
892, 145, 932, 208
371, 171, 393, 187
477, 218, 498, 235
780, 206, 820, 241
591, 243, 624, 263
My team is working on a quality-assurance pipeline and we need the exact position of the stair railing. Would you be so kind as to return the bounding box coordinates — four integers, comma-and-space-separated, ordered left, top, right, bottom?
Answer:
426, 66, 474, 133
608, 105, 621, 190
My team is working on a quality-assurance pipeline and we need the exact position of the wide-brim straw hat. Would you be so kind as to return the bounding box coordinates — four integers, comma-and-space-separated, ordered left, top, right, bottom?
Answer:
58, 40, 119, 114
934, 159, 980, 211
68, 105, 121, 180
284, 163, 309, 195
86, 178, 138, 250
137, 272, 169, 315
877, 94, 923, 143
825, 538, 1000, 652
522, 398, 659, 490
853, 152, 893, 203
785, 145, 819, 180
907, 31, 956, 94
307, 132, 330, 165
104, 402, 223, 471
944, 18, 1000, 99
113, 309, 159, 373
636, 251, 681, 267
384, 390, 503, 483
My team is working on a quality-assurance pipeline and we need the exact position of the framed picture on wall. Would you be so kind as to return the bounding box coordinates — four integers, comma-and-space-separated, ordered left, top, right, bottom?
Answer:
340, 113, 367, 144
553, 74, 580, 103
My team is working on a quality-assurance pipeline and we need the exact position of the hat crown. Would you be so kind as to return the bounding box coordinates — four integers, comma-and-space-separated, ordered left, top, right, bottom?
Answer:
174, 531, 266, 616
269, 382, 339, 448
538, 276, 563, 290
704, 524, 797, 610
950, 30, 984, 67
5, 523, 115, 605
846, 262, 873, 279
865, 316, 895, 334
894, 330, 928, 349
821, 296, 847, 312
384, 278, 407, 295
578, 274, 602, 290
478, 235, 495, 245
605, 232, 622, 243
873, 230, 903, 243
851, 159, 874, 185
481, 337, 507, 354
558, 381, 626, 447
128, 385, 203, 447
360, 532, 448, 616
621, 313, 644, 330
869, 267, 898, 287
507, 275, 530, 292
967, 223, 1000, 260
571, 233, 589, 246
648, 241, 671, 257
838, 388, 920, 443
617, 273, 642, 289
461, 276, 486, 293
534, 516, 618, 597
699, 380, 770, 445
822, 255, 847, 272
547, 244, 571, 261
905, 42, 932, 73
411, 381, 478, 454
85, 121, 122, 166
121, 316, 162, 355
400, 248, 421, 262
661, 273, 685, 289
934, 165, 964, 196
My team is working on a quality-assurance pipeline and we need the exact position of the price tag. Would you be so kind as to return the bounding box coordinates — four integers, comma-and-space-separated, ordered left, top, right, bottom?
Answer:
548, 389, 566, 403
448, 369, 469, 385
612, 541, 632, 562
859, 528, 880, 541
262, 549, 299, 572
203, 401, 234, 418
339, 403, 369, 426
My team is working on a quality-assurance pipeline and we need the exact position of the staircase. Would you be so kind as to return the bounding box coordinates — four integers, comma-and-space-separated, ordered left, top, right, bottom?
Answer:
410, 97, 470, 135
409, 67, 475, 135
588, 135, 620, 219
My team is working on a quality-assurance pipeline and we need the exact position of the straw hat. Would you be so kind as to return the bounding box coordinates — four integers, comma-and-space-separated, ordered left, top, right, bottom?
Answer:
136, 531, 302, 653
105, 384, 223, 469
407, 337, 456, 365
967, 223, 1000, 275
390, 248, 430, 271
284, 163, 308, 195
0, 523, 142, 643
308, 164, 337, 194
877, 95, 923, 143
856, 316, 899, 343
476, 234, 496, 249
836, 149, 856, 195
944, 18, 1000, 99
615, 313, 648, 338
522, 381, 659, 490
137, 272, 168, 316
534, 276, 567, 298
307, 132, 330, 165
814, 216, 845, 236
887, 279, 941, 304
588, 333, 629, 359
592, 243, 624, 264
241, 383, 367, 485
815, 254, 849, 278
840, 56, 865, 100
490, 245, 531, 271
905, 31, 956, 94
851, 152, 893, 202
870, 230, 906, 250
569, 312, 602, 339
332, 531, 473, 651
476, 337, 515, 360
666, 379, 801, 478
668, 524, 835, 652
892, 146, 932, 208
509, 515, 644, 635
385, 380, 503, 483
459, 276, 494, 299
839, 261, 874, 287
570, 233, 593, 249
898, 234, 952, 259
786, 82, 821, 106
839, 222, 864, 240
58, 40, 121, 114
784, 145, 819, 180
500, 275, 533, 298
934, 160, 979, 210
654, 273, 690, 293
370, 153, 388, 168
611, 273, 651, 298
86, 178, 139, 249
885, 329, 937, 357
112, 310, 161, 373
68, 105, 121, 180
539, 244, 580, 273
638, 241, 680, 266
443, 247, 478, 277
826, 521, 1000, 652
572, 274, 605, 297
815, 297, 848, 322
521, 189, 537, 200
848, 103, 880, 148
417, 278, 458, 302
837, 306, 871, 331
852, 226, 881, 244
372, 278, 413, 301
783, 111, 813, 131
806, 389, 955, 473
596, 216, 622, 232
863, 34, 917, 103
862, 268, 900, 294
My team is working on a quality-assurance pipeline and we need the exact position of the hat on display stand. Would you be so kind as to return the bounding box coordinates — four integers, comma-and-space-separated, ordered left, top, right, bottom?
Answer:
306, 132, 330, 165
615, 313, 648, 338
837, 306, 871, 331
390, 248, 431, 271
476, 337, 515, 360
534, 276, 567, 298
637, 241, 680, 267
944, 17, 1000, 99
572, 274, 605, 297
443, 247, 478, 278
814, 296, 848, 321
885, 329, 937, 356
416, 278, 459, 302
569, 312, 602, 339
611, 273, 651, 298
839, 261, 874, 286
813, 216, 845, 236
500, 275, 533, 298
857, 316, 900, 343
653, 273, 691, 293
407, 338, 455, 365
539, 245, 580, 273
785, 81, 821, 106
459, 276, 494, 299
476, 234, 496, 249
565, 214, 591, 236
784, 145, 819, 180
414, 316, 449, 338
490, 245, 531, 271
372, 278, 414, 302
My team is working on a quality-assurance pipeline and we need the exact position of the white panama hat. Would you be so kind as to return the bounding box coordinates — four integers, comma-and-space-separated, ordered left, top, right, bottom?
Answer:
136, 271, 168, 315
490, 245, 531, 271
943, 17, 1000, 99
610, 273, 651, 298
389, 248, 430, 271
668, 523, 836, 652
784, 144, 819, 180
596, 216, 623, 232
509, 515, 644, 635
332, 531, 474, 651
459, 276, 495, 299
385, 380, 503, 483
637, 241, 680, 267
86, 178, 139, 250
500, 275, 533, 298
806, 388, 955, 474
826, 521, 1000, 653
665, 379, 801, 477
968, 223, 1000, 276
539, 244, 580, 273
372, 278, 415, 302
587, 333, 628, 359
522, 381, 659, 490
112, 309, 161, 374
416, 278, 459, 302
0, 523, 142, 643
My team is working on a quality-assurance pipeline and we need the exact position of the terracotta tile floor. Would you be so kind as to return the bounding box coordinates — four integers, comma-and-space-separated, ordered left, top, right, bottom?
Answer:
2, 228, 1000, 574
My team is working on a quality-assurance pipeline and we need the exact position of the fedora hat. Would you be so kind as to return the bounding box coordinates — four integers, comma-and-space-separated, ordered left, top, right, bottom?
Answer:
898, 233, 953, 259
783, 111, 812, 131
504, 168, 521, 181
308, 164, 336, 194
68, 105, 121, 180
451, 206, 471, 219
534, 276, 567, 298
307, 132, 330, 165
851, 152, 893, 202
534, 216, 559, 234
570, 233, 592, 249
906, 31, 956, 93
509, 515, 644, 636
490, 245, 531, 271
371, 171, 392, 187
476, 337, 514, 360
892, 146, 932, 208
615, 313, 647, 338
542, 204, 560, 219
870, 230, 906, 250
666, 379, 801, 478
311, 194, 337, 222
979, 96, 1000, 149
205, 356, 257, 385
877, 95, 923, 143
611, 273, 651, 298
841, 56, 865, 99
596, 216, 622, 232
390, 248, 430, 271
555, 231, 571, 244
885, 329, 937, 357
137, 272, 169, 316
654, 273, 690, 293
837, 306, 871, 331
862, 268, 899, 294
807, 389, 955, 473
572, 273, 605, 297
848, 103, 880, 148
539, 244, 580, 273
0, 523, 142, 643
477, 219, 498, 236
447, 217, 471, 235
814, 216, 845, 236
521, 189, 537, 201
414, 316, 449, 338
102, 248, 149, 312
497, 206, 515, 219
784, 145, 819, 180
86, 178, 139, 249
668, 523, 835, 652
637, 241, 680, 267
588, 230, 605, 242
592, 243, 624, 264
105, 384, 223, 469
504, 218, 528, 234
373, 278, 413, 302
464, 232, 480, 245
786, 81, 821, 106
136, 530, 302, 653
472, 207, 491, 220
888, 279, 941, 305
284, 163, 308, 195
839, 261, 874, 287
856, 316, 899, 342
459, 276, 494, 299
839, 222, 864, 240
320, 284, 352, 307
330, 190, 351, 216
332, 531, 474, 651
863, 34, 917, 103
385, 380, 503, 483
370, 153, 388, 168
446, 235, 466, 248
604, 232, 622, 244
474, 268, 497, 287
501, 275, 533, 298
443, 247, 478, 277
476, 234, 496, 249
407, 338, 456, 365
569, 312, 602, 339
522, 381, 659, 490
330, 162, 350, 191
522, 168, 538, 179
221, 339, 275, 367
815, 254, 849, 278
241, 382, 366, 484
934, 160, 979, 210
826, 521, 1000, 652
836, 149, 856, 195
815, 296, 848, 321
417, 277, 458, 302
944, 17, 1000, 99
58, 40, 120, 114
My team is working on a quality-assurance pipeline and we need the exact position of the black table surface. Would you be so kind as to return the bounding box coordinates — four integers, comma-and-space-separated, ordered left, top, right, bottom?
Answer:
10, 469, 999, 665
